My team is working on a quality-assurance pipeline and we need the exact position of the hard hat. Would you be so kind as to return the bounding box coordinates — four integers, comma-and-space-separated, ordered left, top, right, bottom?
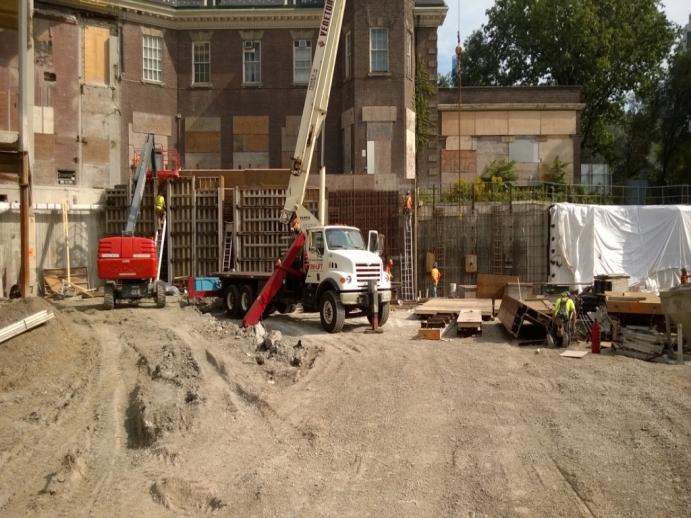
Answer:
433, 261, 438, 268
388, 259, 393, 265
406, 190, 411, 195
562, 291, 569, 297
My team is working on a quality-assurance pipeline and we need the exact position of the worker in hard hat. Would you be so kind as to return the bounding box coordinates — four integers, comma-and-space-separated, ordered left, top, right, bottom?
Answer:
553, 291, 576, 321
385, 259, 393, 282
290, 214, 301, 234
431, 261, 441, 298
155, 193, 166, 231
403, 190, 413, 231
549, 292, 576, 348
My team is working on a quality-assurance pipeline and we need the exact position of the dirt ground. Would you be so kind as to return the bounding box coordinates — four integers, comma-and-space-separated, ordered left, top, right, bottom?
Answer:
1, 295, 691, 517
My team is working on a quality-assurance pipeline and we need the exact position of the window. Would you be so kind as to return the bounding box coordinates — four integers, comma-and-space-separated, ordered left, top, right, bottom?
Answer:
58, 170, 76, 185
311, 231, 324, 255
370, 28, 388, 73
406, 31, 413, 79
243, 40, 261, 84
143, 35, 162, 82
344, 31, 352, 79
509, 138, 539, 163
293, 40, 311, 84
193, 41, 210, 85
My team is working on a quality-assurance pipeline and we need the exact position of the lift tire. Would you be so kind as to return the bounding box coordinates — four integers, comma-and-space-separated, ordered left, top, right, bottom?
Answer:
320, 290, 345, 334
263, 302, 277, 318
367, 301, 390, 326
103, 284, 115, 311
156, 283, 166, 308
240, 285, 254, 317
224, 285, 241, 317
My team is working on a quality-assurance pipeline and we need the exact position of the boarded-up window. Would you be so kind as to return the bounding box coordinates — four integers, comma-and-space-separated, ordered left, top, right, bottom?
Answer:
84, 26, 110, 84
509, 137, 538, 163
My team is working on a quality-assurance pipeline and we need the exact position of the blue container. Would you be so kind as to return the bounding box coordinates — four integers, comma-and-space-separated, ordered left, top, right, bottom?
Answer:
193, 277, 221, 292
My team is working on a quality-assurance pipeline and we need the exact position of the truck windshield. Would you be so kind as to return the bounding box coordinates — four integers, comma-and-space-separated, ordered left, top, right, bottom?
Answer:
325, 228, 365, 250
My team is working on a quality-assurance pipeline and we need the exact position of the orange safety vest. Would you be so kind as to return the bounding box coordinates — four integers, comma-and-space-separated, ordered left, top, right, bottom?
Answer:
404, 195, 412, 211
431, 268, 441, 283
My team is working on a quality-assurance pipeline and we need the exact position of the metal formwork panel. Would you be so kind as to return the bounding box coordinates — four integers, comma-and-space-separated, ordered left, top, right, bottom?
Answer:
168, 178, 195, 279
195, 188, 222, 276
104, 182, 156, 237
231, 187, 321, 273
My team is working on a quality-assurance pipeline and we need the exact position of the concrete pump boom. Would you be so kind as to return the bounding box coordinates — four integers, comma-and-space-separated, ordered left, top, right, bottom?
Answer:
280, 0, 345, 227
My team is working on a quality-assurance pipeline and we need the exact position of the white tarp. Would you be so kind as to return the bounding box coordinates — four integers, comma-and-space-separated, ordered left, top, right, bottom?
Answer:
550, 203, 691, 291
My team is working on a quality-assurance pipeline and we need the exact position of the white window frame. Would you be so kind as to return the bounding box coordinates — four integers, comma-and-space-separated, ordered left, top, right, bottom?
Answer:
293, 39, 312, 84
344, 31, 352, 79
243, 40, 261, 84
406, 31, 413, 79
192, 41, 211, 85
143, 35, 163, 83
370, 28, 388, 73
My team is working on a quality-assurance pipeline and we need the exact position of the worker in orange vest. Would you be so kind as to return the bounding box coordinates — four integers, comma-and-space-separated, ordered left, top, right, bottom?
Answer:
431, 261, 441, 298
403, 190, 413, 231
681, 268, 689, 285
385, 259, 393, 282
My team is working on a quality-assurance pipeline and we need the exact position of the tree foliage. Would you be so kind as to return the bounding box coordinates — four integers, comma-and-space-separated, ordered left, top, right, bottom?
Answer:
461, 0, 677, 159
413, 55, 436, 151
482, 159, 518, 182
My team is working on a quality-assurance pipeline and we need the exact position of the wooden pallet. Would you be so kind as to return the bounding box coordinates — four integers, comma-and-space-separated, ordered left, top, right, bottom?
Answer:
414, 298, 493, 319
418, 314, 456, 340
457, 309, 483, 335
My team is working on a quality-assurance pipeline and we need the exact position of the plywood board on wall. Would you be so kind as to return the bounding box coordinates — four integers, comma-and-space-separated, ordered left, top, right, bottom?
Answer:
476, 111, 509, 135
509, 111, 541, 135
539, 138, 574, 180
34, 133, 54, 161
446, 135, 475, 151
133, 112, 172, 136
185, 117, 221, 132
285, 116, 301, 137
233, 116, 269, 135
374, 140, 392, 174
441, 111, 476, 136
186, 132, 221, 153
84, 26, 110, 85
441, 149, 477, 175
232, 134, 268, 153
541, 111, 576, 135
82, 137, 110, 165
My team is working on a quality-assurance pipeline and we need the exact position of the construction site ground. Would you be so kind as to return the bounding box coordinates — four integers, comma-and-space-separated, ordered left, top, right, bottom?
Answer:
1, 296, 691, 517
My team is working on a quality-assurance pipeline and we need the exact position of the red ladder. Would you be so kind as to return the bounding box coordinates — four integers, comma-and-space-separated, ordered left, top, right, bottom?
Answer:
242, 233, 306, 327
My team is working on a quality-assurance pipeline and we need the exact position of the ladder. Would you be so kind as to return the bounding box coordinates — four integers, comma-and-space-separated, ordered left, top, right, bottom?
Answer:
491, 205, 503, 275
222, 223, 233, 272
155, 218, 166, 281
401, 223, 414, 301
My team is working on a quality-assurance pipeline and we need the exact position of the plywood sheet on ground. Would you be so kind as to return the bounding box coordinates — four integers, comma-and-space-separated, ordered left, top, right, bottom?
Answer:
476, 274, 519, 300
415, 299, 493, 317
457, 309, 482, 328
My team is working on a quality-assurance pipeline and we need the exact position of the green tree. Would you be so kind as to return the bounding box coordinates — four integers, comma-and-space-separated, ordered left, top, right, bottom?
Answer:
437, 72, 452, 88
654, 48, 691, 184
546, 156, 568, 184
483, 159, 518, 182
461, 0, 677, 159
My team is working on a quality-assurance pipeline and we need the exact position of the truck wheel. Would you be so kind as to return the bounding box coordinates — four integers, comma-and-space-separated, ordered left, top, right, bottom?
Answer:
156, 283, 166, 308
240, 285, 254, 317
263, 302, 277, 318
103, 284, 115, 311
367, 302, 390, 326
224, 285, 241, 317
320, 291, 345, 333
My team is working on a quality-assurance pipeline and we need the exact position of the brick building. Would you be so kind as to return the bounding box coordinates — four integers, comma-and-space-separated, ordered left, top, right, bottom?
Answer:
0, 0, 582, 193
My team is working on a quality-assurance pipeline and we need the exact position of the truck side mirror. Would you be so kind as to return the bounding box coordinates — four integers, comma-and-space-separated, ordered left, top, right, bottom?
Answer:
368, 231, 381, 256
377, 234, 385, 256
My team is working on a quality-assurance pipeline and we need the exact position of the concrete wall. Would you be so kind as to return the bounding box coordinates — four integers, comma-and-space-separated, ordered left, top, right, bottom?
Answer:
0, 207, 105, 297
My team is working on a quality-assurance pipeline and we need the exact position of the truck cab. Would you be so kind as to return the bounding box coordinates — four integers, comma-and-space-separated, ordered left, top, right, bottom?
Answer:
301, 226, 392, 332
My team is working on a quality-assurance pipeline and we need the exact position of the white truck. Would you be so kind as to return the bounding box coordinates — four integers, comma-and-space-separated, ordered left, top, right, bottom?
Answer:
213, 0, 391, 333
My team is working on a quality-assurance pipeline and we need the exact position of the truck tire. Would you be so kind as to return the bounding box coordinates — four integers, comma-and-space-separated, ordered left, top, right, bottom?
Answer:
263, 302, 277, 318
320, 291, 345, 333
240, 285, 254, 317
224, 285, 241, 317
103, 284, 115, 311
156, 283, 166, 308
367, 301, 390, 326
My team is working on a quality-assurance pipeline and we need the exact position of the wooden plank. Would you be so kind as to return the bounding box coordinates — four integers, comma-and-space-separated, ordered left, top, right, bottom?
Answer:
476, 274, 519, 300
418, 319, 456, 340
606, 300, 662, 315
457, 309, 482, 328
415, 299, 493, 316
560, 350, 589, 359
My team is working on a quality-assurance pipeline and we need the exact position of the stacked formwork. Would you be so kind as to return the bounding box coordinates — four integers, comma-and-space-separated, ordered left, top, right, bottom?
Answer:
229, 187, 321, 273
105, 177, 223, 283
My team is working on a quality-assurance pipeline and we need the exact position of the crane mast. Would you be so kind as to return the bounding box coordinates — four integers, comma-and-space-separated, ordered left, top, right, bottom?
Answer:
280, 0, 345, 226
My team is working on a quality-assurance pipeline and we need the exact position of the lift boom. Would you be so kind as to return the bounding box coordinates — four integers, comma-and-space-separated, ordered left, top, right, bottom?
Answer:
280, 0, 345, 227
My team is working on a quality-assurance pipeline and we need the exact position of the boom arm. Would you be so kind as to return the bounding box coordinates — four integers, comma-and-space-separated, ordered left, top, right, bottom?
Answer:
124, 133, 157, 236
280, 0, 345, 226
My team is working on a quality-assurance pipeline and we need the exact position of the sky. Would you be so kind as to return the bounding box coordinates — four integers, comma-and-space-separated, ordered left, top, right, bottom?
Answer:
437, 0, 691, 75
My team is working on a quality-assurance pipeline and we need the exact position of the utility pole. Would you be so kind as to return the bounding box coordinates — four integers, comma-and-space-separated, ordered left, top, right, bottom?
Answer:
18, 0, 35, 297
